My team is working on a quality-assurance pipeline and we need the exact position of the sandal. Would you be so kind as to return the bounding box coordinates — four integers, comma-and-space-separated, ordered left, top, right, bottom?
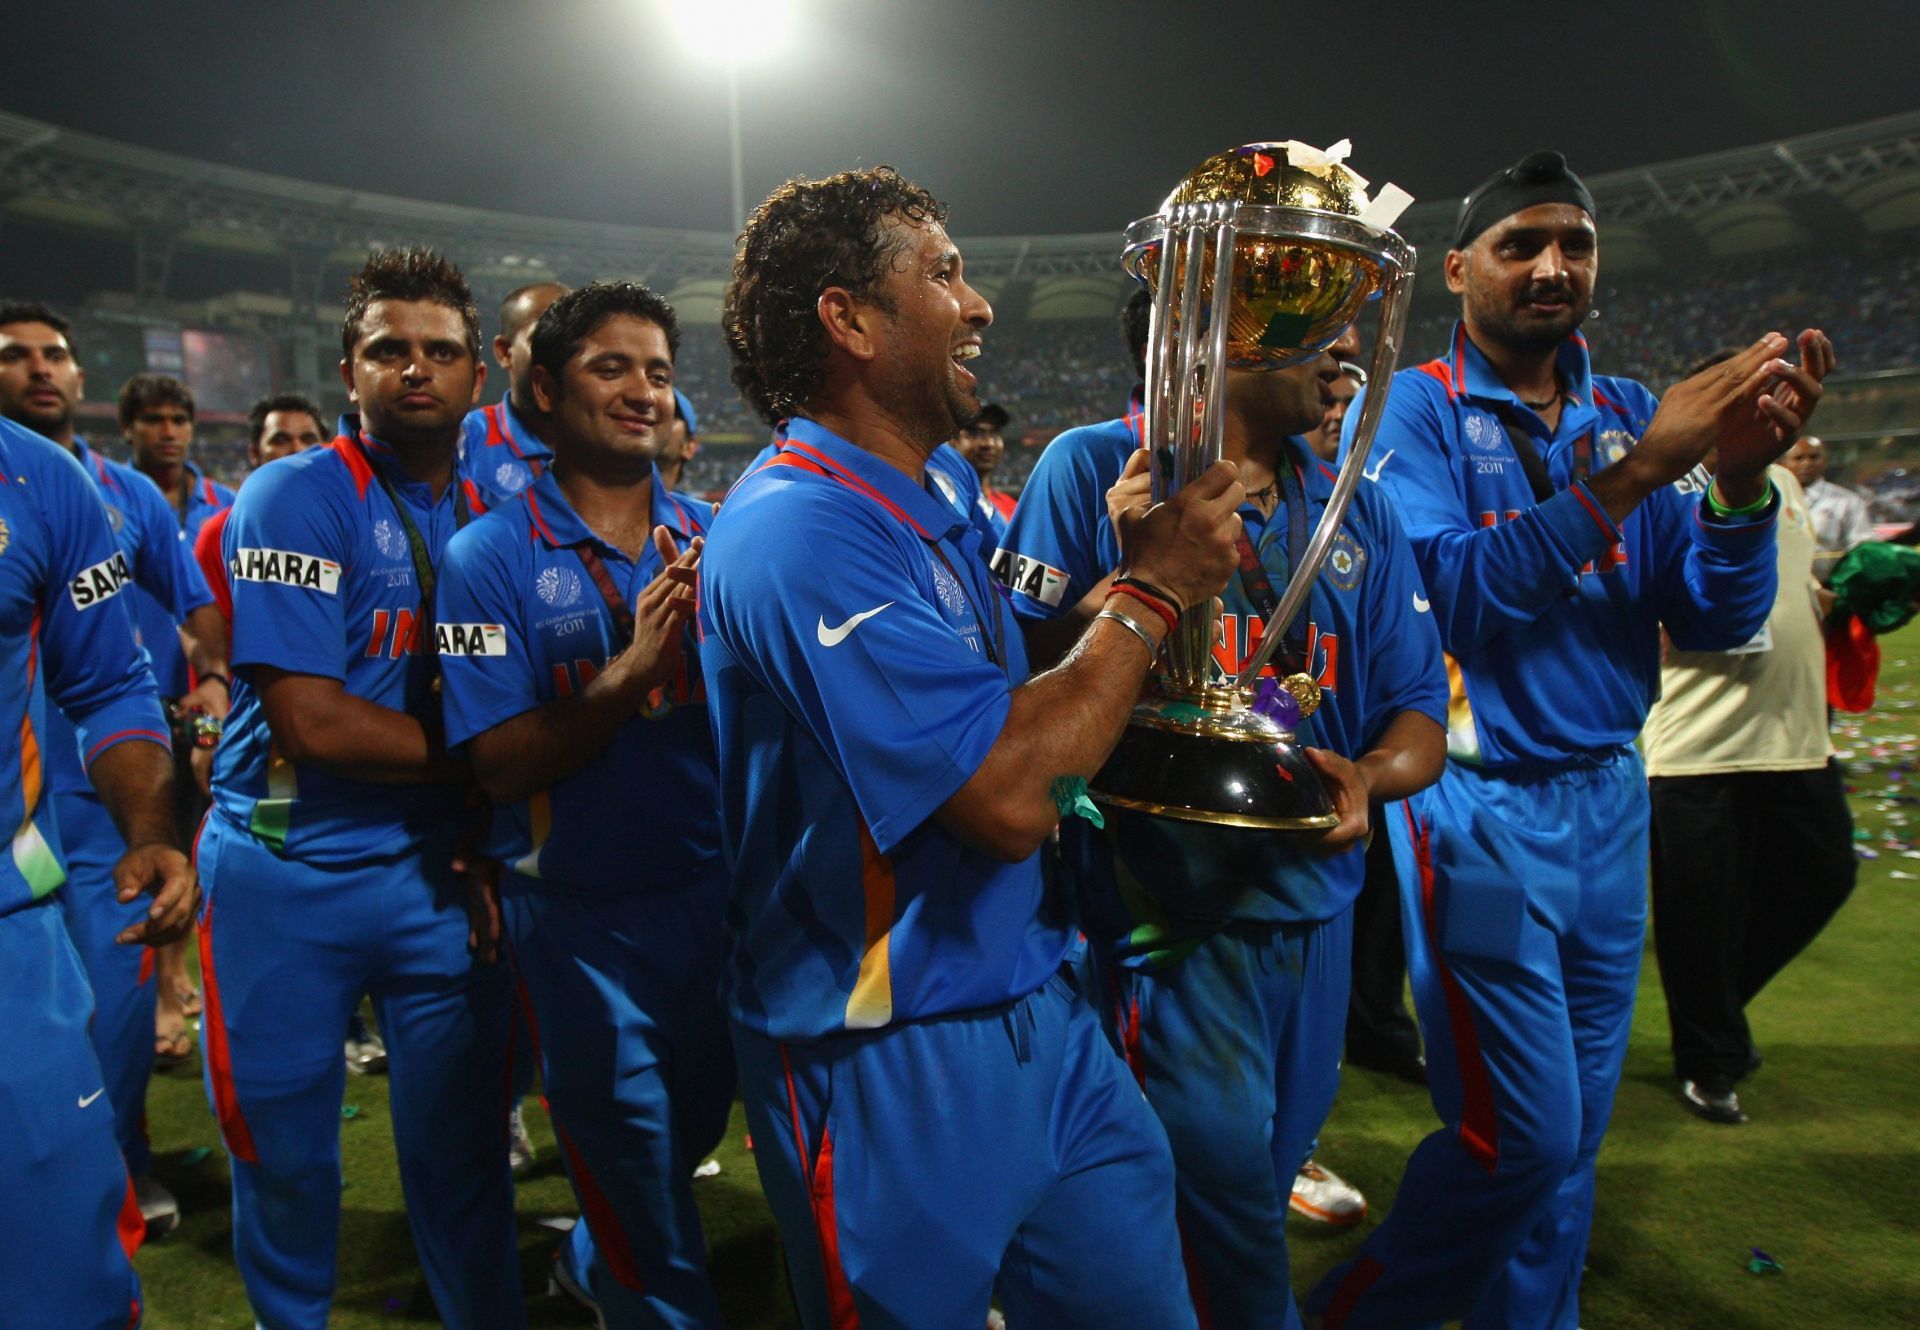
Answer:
172, 983, 203, 1019
155, 1019, 194, 1070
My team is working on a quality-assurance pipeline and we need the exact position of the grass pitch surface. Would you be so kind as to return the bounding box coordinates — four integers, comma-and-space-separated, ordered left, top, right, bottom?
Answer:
135, 629, 1920, 1328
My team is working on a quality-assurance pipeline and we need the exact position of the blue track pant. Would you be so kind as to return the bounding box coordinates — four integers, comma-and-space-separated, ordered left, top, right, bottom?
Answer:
1096, 905, 1353, 1330
503, 874, 733, 1329
196, 815, 523, 1330
55, 788, 158, 1178
1, 899, 144, 1329
1309, 752, 1646, 1330
736, 972, 1196, 1330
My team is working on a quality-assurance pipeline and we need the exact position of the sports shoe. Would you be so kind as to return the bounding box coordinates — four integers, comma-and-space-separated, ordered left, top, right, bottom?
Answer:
1679, 1077, 1748, 1124
345, 1020, 388, 1076
1291, 1159, 1367, 1227
548, 1240, 607, 1329
509, 1103, 536, 1173
134, 1173, 180, 1239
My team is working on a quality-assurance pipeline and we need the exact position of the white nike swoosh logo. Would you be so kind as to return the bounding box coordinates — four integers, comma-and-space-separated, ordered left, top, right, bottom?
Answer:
817, 603, 894, 647
78, 1088, 105, 1108
1413, 594, 1431, 613
1362, 448, 1396, 483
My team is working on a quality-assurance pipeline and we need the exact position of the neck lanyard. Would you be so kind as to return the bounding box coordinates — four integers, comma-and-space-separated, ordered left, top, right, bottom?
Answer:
1233, 452, 1310, 673
371, 460, 470, 637
765, 440, 1008, 675
561, 488, 696, 655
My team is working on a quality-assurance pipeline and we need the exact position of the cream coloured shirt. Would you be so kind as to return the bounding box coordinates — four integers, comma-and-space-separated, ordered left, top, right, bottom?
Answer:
1642, 466, 1833, 776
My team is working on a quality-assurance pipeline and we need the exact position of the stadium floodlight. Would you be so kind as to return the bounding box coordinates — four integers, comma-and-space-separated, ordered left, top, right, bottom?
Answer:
667, 0, 795, 227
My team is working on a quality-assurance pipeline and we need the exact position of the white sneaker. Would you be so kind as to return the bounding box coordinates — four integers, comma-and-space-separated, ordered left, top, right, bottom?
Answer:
344, 1029, 388, 1076
548, 1244, 607, 1330
986, 1312, 1007, 1330
1290, 1159, 1366, 1227
134, 1173, 180, 1238
509, 1104, 536, 1173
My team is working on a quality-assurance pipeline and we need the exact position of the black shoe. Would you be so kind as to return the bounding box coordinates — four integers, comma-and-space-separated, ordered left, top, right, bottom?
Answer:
1348, 1041, 1428, 1086
1679, 1076, 1748, 1124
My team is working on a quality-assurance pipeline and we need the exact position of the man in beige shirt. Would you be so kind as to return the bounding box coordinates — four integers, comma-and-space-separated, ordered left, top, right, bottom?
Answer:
1642, 460, 1856, 1124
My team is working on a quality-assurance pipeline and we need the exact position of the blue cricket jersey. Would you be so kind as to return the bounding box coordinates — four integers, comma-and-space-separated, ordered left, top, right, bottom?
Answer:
0, 418, 169, 916
701, 418, 1072, 1041
210, 418, 473, 862
1344, 323, 1778, 770
460, 398, 552, 512
747, 436, 999, 555
127, 460, 233, 699
1000, 420, 1448, 943
44, 441, 213, 795
436, 467, 719, 896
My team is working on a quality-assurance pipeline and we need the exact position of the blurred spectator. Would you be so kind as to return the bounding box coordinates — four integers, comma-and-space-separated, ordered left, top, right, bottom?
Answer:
952, 403, 1015, 537
1783, 435, 1876, 582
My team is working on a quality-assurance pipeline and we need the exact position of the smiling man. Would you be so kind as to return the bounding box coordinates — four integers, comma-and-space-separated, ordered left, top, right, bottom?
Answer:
703, 166, 1250, 1328
1308, 151, 1835, 1330
197, 248, 523, 1329
437, 282, 729, 1328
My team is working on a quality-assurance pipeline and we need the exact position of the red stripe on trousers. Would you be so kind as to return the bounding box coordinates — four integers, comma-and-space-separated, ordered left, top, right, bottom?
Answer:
780, 1044, 861, 1328
1405, 804, 1500, 1171
1320, 1255, 1385, 1330
195, 901, 257, 1163
551, 1118, 646, 1292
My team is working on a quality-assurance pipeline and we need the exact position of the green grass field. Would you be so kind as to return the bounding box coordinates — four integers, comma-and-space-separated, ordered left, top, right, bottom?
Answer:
134, 631, 1920, 1328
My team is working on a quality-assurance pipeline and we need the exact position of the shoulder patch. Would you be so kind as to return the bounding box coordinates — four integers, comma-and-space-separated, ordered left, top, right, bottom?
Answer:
231, 547, 342, 595
69, 551, 132, 609
990, 547, 1068, 607
435, 622, 508, 657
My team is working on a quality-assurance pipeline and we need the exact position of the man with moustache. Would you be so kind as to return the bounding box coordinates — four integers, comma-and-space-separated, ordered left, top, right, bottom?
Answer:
439, 281, 728, 1329
0, 300, 228, 1237
704, 166, 1246, 1329
1000, 303, 1446, 1325
463, 280, 570, 510
1308, 151, 1834, 1330
197, 249, 522, 1329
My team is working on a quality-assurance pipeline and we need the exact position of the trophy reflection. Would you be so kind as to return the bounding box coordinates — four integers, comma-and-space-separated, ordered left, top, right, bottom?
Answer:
1088, 141, 1417, 830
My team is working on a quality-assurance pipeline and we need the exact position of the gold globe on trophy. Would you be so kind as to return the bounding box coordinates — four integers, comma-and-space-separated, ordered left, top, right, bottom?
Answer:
1088, 140, 1417, 830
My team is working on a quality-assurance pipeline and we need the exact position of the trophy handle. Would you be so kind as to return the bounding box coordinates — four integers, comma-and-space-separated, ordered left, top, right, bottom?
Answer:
1234, 227, 1417, 690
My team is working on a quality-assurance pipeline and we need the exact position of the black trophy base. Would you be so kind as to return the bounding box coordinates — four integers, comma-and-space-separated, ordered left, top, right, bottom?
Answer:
1088, 695, 1338, 831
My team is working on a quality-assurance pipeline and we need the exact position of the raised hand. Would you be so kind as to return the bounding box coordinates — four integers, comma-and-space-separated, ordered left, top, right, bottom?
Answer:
1114, 458, 1245, 613
611, 527, 703, 698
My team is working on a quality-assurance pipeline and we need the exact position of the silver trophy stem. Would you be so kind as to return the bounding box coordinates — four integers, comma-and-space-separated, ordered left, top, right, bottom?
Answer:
1234, 244, 1417, 689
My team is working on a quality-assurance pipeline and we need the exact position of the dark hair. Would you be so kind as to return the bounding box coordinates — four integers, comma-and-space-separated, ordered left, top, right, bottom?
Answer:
247, 392, 327, 446
529, 282, 681, 394
117, 373, 194, 427
341, 246, 480, 359
723, 166, 947, 426
1121, 286, 1152, 379
0, 299, 71, 338
498, 281, 571, 341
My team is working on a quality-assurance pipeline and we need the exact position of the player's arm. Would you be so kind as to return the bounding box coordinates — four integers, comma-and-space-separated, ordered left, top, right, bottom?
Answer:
178, 601, 232, 719
936, 461, 1244, 860
462, 529, 701, 804
88, 741, 198, 944
1003, 429, 1134, 671
1304, 710, 1446, 854
253, 667, 466, 785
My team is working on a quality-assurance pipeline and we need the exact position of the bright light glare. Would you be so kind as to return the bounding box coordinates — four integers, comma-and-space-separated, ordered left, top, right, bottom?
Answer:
668, 0, 793, 63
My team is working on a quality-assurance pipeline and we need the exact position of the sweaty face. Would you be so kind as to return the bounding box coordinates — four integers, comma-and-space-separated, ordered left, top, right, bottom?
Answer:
954, 423, 1004, 478
1453, 203, 1596, 355
343, 299, 483, 446
0, 321, 84, 437
254, 410, 326, 466
1782, 439, 1826, 486
866, 218, 993, 449
1305, 374, 1361, 462
126, 403, 193, 470
1229, 350, 1342, 441
543, 314, 675, 467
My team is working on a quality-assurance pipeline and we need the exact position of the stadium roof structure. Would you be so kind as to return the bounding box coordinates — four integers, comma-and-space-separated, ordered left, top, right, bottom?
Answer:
3, 107, 1918, 318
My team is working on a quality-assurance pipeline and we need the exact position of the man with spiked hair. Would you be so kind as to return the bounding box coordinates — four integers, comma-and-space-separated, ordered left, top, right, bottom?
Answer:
197, 247, 524, 1329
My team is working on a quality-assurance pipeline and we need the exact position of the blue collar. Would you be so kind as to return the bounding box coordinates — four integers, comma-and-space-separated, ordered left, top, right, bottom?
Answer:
495, 397, 553, 461
782, 417, 971, 542
336, 413, 465, 505
523, 463, 696, 556
1445, 321, 1603, 434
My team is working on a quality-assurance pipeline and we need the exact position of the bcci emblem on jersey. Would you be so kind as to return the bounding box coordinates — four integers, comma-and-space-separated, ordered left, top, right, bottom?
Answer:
1327, 531, 1367, 591
536, 566, 583, 608
1599, 429, 1633, 465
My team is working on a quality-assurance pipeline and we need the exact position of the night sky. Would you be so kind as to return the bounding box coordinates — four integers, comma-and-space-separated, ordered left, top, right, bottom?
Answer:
10, 0, 1919, 237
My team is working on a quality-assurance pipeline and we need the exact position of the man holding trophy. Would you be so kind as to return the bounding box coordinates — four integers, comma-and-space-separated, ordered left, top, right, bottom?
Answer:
1309, 151, 1835, 1329
1001, 142, 1448, 1328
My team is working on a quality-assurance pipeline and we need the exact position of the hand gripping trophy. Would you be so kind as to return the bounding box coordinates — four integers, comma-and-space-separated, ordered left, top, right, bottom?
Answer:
1090, 141, 1417, 830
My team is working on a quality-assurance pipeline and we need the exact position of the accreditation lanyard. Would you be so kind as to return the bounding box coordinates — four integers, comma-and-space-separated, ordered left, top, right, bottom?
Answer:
763, 440, 1008, 676
372, 464, 471, 657
567, 493, 695, 655
1233, 454, 1311, 674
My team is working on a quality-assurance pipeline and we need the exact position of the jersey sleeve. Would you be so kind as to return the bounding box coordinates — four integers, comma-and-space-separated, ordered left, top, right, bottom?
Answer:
435, 522, 540, 750
1352, 484, 1450, 745
707, 495, 1012, 855
225, 459, 353, 680
193, 511, 233, 625
1646, 479, 1781, 652
126, 471, 215, 621
995, 426, 1125, 621
1344, 378, 1622, 656
35, 452, 169, 768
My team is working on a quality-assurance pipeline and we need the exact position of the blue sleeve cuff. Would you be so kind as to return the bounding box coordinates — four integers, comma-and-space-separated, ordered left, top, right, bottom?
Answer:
1696, 481, 1781, 532
1536, 482, 1621, 567
74, 692, 173, 771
